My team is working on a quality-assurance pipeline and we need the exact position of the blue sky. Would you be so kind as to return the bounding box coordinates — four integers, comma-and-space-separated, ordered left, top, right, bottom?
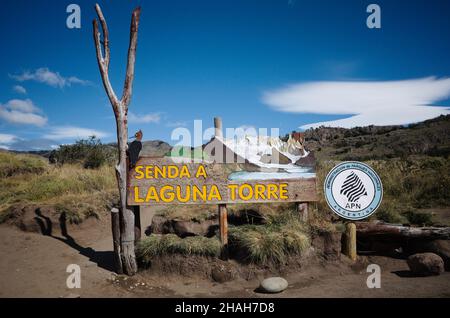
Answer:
1, 0, 450, 150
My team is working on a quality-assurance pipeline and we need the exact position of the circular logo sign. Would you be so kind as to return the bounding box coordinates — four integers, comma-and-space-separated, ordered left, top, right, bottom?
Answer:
324, 161, 383, 220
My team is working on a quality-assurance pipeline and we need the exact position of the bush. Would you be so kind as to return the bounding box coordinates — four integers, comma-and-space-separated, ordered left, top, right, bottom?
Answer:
50, 136, 115, 169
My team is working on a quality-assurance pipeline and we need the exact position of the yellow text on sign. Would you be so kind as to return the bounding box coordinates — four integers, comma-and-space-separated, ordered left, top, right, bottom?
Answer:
133, 183, 289, 203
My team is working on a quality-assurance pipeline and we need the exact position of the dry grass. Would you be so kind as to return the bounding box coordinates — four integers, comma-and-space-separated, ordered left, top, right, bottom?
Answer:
0, 152, 46, 177
0, 152, 117, 223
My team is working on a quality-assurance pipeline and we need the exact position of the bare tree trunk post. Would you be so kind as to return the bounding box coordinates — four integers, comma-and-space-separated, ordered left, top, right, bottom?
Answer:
219, 204, 229, 260
214, 117, 228, 259
93, 3, 141, 275
296, 202, 309, 222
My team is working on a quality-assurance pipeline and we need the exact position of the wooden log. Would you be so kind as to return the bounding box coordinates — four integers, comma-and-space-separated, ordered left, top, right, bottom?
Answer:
356, 222, 450, 240
110, 208, 123, 274
219, 204, 228, 260
296, 202, 309, 222
343, 223, 357, 261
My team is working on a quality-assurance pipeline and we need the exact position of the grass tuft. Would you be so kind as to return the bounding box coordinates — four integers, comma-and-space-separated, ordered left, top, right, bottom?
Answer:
136, 234, 222, 265
229, 211, 310, 265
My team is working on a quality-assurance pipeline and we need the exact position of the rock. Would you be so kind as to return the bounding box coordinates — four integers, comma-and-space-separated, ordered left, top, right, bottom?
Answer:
295, 151, 316, 168
147, 216, 219, 237
147, 215, 174, 235
211, 263, 236, 283
405, 240, 450, 271
407, 253, 444, 276
228, 209, 266, 226
259, 277, 288, 293
172, 219, 218, 238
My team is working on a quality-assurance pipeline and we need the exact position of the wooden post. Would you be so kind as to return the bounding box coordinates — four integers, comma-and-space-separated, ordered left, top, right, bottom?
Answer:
110, 208, 123, 274
214, 117, 223, 138
219, 204, 228, 260
214, 117, 228, 258
296, 202, 309, 222
93, 4, 141, 275
344, 222, 357, 261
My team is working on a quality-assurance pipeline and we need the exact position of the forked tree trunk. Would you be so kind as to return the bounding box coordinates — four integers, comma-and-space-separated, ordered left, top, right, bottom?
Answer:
93, 3, 141, 275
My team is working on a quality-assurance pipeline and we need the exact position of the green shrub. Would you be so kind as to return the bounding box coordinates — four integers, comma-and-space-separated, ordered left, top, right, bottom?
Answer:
50, 136, 115, 169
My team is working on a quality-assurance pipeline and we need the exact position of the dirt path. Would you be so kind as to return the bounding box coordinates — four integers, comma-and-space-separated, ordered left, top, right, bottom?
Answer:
1, 219, 450, 298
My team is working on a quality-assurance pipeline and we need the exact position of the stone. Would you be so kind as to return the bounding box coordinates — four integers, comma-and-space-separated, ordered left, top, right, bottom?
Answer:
172, 219, 218, 238
147, 215, 174, 235
259, 277, 288, 293
406, 240, 450, 271
407, 253, 444, 276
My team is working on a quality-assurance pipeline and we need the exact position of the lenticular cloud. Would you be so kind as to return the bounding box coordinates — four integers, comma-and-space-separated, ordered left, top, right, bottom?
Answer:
262, 77, 450, 129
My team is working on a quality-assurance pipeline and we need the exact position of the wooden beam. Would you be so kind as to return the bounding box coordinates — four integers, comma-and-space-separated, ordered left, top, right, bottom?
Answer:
356, 222, 450, 240
219, 204, 228, 259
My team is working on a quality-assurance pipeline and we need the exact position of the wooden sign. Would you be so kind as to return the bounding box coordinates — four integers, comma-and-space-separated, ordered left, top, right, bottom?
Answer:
127, 157, 318, 205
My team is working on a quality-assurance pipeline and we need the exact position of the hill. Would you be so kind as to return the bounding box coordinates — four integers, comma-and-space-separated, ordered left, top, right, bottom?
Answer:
302, 115, 450, 161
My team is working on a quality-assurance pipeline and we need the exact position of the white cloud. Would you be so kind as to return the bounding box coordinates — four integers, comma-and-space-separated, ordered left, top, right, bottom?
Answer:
128, 112, 161, 124
0, 99, 47, 126
13, 85, 27, 94
10, 67, 91, 88
4, 99, 40, 113
43, 126, 108, 140
0, 133, 19, 149
166, 121, 187, 127
262, 77, 450, 129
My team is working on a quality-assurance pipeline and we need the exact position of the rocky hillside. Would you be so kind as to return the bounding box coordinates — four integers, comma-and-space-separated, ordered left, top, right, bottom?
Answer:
141, 140, 172, 157
302, 115, 450, 161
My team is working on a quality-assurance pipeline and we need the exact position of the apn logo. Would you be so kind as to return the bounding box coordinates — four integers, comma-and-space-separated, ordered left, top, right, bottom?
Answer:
340, 171, 368, 209
324, 161, 383, 220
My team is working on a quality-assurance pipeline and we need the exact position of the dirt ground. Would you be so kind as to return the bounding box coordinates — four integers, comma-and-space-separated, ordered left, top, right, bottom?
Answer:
1, 213, 450, 298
